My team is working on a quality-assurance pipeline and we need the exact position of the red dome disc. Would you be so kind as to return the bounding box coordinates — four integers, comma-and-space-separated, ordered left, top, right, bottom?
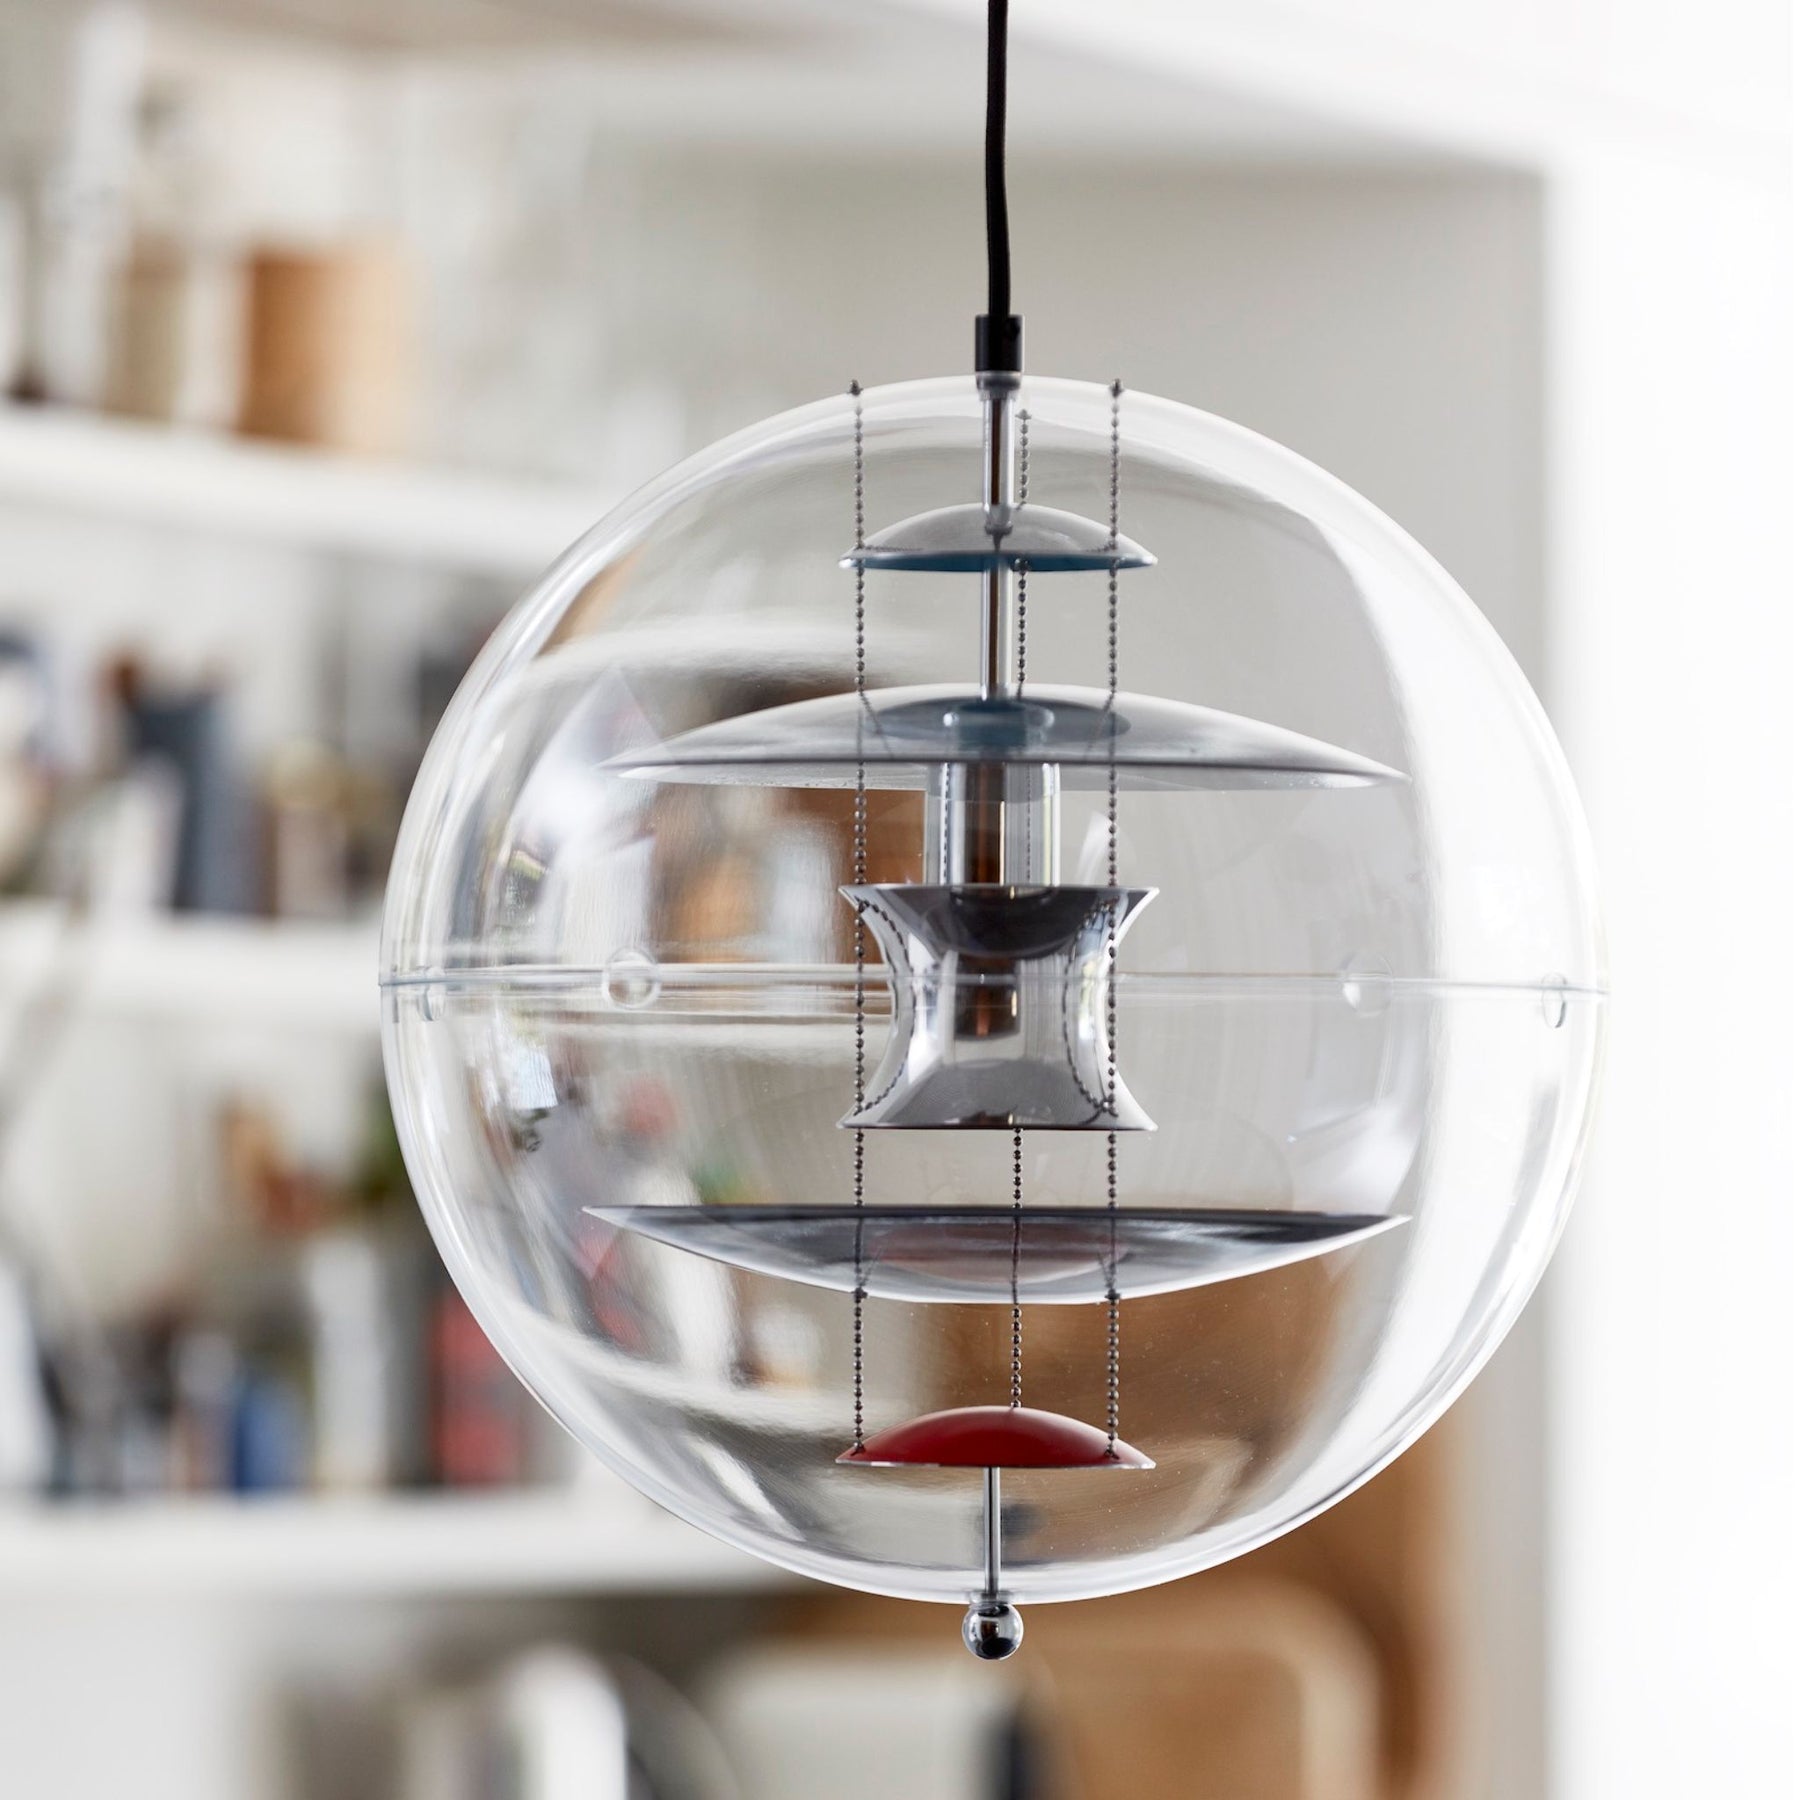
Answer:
838, 1404, 1153, 1470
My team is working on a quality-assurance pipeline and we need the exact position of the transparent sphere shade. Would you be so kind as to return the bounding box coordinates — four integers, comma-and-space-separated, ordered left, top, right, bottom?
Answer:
381, 375, 1604, 1608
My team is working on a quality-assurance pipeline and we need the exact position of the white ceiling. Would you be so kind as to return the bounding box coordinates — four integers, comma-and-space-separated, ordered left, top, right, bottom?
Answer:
93, 0, 1431, 160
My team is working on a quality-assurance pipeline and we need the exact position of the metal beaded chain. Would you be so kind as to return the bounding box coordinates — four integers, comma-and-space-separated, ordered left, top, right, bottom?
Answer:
849, 380, 869, 1451
1009, 404, 1030, 1412
1014, 407, 1030, 688
1104, 378, 1124, 1451
1010, 1128, 1024, 1407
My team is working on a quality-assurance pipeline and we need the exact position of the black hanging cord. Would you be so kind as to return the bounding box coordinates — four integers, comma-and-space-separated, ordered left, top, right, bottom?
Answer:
985, 0, 1010, 322
976, 0, 1022, 374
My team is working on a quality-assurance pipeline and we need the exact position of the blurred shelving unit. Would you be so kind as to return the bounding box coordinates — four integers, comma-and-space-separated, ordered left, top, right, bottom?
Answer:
0, 901, 378, 1031
0, 0, 1525, 1782
0, 402, 604, 576
0, 1490, 790, 1597
0, 0, 1518, 1783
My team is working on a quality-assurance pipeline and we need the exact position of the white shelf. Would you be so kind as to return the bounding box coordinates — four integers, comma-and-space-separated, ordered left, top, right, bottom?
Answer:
0, 1491, 795, 1597
0, 903, 379, 1033
0, 404, 607, 576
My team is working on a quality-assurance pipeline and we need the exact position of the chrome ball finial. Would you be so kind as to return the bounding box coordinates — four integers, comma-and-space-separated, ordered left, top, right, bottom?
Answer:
962, 1598, 1024, 1660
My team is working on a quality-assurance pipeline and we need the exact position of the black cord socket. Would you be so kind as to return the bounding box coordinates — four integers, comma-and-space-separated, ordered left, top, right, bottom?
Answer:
976, 313, 1023, 375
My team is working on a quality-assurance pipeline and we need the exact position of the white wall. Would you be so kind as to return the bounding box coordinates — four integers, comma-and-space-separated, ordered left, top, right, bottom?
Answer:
1542, 143, 1793, 1800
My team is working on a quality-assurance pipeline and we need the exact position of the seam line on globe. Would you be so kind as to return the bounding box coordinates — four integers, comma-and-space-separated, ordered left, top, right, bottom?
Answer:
377, 969, 1609, 998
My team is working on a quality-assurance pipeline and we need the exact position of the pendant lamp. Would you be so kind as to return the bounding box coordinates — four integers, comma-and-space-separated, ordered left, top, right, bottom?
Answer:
381, 0, 1604, 1659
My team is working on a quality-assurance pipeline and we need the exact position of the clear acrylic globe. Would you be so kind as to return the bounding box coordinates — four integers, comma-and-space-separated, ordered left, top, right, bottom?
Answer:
382, 376, 1604, 1605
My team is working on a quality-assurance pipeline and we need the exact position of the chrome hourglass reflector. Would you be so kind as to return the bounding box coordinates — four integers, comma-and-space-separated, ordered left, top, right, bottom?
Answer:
837, 879, 1158, 1132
